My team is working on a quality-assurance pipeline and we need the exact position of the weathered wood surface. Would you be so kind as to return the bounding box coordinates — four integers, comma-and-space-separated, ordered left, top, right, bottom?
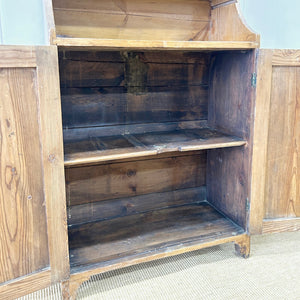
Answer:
66, 153, 206, 207
0, 269, 51, 300
59, 51, 209, 130
272, 49, 300, 66
0, 67, 49, 283
210, 2, 260, 44
68, 202, 245, 268
264, 66, 300, 219
36, 47, 70, 282
207, 51, 256, 229
64, 127, 245, 166
0, 46, 69, 300
262, 218, 300, 234
53, 0, 210, 41
68, 187, 206, 227
249, 49, 273, 234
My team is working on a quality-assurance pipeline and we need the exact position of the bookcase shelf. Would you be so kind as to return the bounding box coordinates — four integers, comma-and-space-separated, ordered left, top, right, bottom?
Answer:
64, 127, 246, 166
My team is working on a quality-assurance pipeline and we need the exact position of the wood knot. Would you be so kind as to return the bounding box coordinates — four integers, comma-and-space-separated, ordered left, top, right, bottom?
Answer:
48, 154, 56, 163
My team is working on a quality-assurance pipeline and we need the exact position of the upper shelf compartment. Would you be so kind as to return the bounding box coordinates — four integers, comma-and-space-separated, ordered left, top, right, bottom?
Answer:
46, 0, 260, 49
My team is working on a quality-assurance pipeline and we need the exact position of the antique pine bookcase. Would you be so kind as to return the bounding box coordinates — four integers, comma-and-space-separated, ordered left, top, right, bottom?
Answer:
0, 0, 261, 299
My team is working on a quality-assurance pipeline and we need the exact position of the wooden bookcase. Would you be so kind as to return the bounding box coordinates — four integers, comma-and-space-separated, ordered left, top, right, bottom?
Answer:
0, 1, 260, 299
47, 1, 260, 297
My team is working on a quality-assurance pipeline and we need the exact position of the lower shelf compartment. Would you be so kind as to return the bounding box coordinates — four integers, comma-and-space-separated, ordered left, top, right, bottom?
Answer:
68, 201, 245, 273
64, 127, 245, 166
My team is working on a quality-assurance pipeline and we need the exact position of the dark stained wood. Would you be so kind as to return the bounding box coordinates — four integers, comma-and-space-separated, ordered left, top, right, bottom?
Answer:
61, 86, 208, 129
59, 51, 209, 88
64, 127, 245, 166
65, 153, 206, 207
207, 51, 256, 229
68, 187, 206, 227
0, 67, 49, 283
68, 202, 245, 269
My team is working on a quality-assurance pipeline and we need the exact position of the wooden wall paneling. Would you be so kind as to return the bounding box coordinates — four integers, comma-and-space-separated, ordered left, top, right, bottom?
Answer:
207, 51, 256, 229
249, 49, 273, 234
36, 46, 70, 282
264, 65, 300, 219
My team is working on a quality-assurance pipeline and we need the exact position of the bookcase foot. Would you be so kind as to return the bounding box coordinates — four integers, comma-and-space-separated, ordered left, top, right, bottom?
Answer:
234, 235, 250, 258
61, 275, 91, 300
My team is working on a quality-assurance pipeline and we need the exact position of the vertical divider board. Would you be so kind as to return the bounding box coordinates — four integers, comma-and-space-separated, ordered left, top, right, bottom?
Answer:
207, 50, 256, 230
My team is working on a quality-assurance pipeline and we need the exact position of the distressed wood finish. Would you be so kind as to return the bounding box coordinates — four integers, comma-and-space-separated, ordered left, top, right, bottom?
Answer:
0, 46, 69, 299
262, 218, 300, 234
264, 66, 300, 219
64, 128, 245, 166
0, 66, 49, 283
68, 187, 206, 227
207, 51, 256, 229
249, 50, 273, 234
0, 269, 51, 300
210, 2, 260, 44
53, 0, 211, 41
250, 49, 300, 233
66, 153, 206, 207
64, 233, 250, 300
68, 202, 245, 269
36, 47, 70, 282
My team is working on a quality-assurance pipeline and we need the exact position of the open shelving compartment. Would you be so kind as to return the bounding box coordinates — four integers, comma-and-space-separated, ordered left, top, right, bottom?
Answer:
60, 47, 256, 275
49, 0, 259, 285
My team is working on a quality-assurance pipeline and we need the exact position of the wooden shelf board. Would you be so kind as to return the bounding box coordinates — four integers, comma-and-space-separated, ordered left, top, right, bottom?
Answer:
69, 201, 245, 274
64, 127, 246, 166
55, 37, 259, 50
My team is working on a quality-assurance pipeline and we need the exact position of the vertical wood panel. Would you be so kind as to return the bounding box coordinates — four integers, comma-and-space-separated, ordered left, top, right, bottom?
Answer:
36, 46, 70, 282
207, 51, 256, 229
0, 67, 49, 283
264, 66, 300, 218
249, 49, 273, 234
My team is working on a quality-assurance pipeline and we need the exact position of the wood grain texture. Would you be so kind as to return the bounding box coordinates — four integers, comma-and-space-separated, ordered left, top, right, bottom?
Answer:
53, 0, 210, 41
0, 269, 51, 300
68, 187, 206, 227
207, 51, 256, 229
65, 153, 206, 206
68, 202, 245, 269
43, 0, 56, 45
272, 50, 300, 66
64, 128, 245, 166
0, 46, 36, 68
61, 86, 209, 129
249, 49, 273, 234
210, 2, 259, 44
54, 38, 258, 49
264, 66, 300, 219
0, 67, 49, 283
262, 218, 300, 234
35, 46, 70, 282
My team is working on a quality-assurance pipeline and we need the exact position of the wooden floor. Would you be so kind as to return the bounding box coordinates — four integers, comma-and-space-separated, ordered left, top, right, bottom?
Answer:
68, 201, 244, 273
64, 127, 245, 166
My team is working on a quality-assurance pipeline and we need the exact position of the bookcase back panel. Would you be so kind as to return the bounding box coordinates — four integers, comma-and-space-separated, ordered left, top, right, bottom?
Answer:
65, 152, 206, 207
59, 50, 210, 129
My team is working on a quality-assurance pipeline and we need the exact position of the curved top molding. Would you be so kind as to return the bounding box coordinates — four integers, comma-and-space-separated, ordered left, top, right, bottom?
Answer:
209, 0, 260, 45
44, 0, 260, 49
